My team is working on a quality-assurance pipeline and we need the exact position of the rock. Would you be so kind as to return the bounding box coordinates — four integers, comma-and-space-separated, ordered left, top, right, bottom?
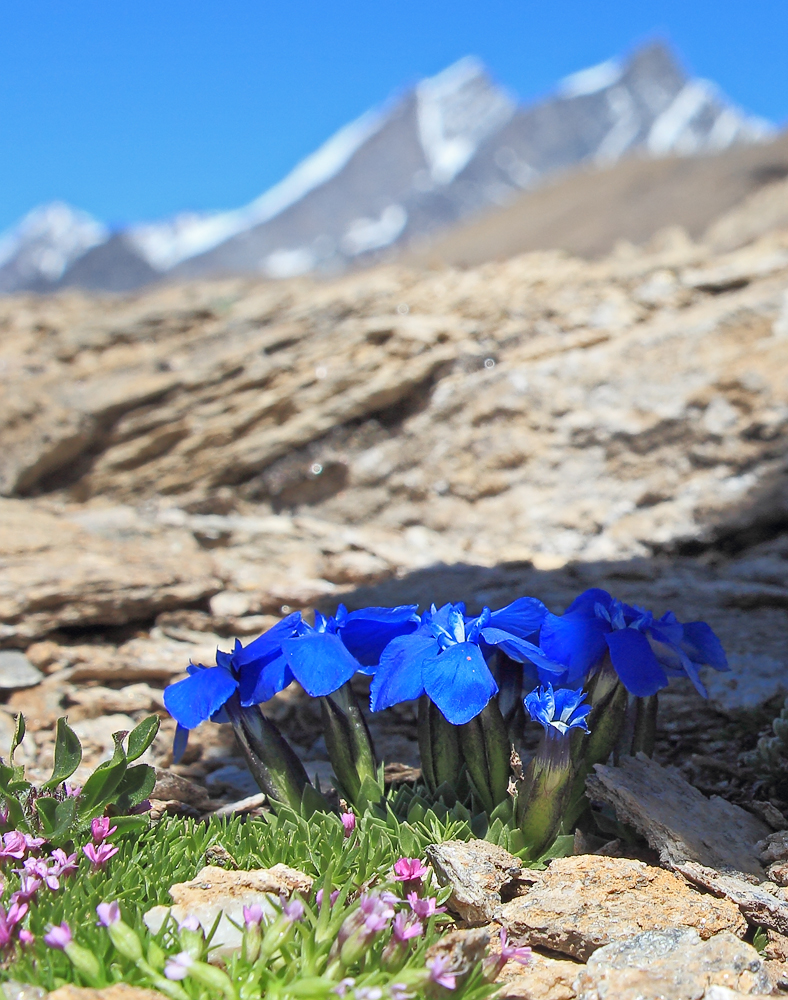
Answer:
758, 831, 788, 864
573, 928, 771, 1000
48, 987, 167, 1000
152, 769, 213, 811
0, 500, 221, 645
205, 763, 260, 799
209, 591, 252, 618
767, 862, 788, 886
0, 651, 43, 690
70, 714, 138, 758
144, 864, 313, 956
65, 682, 164, 719
586, 755, 769, 876
424, 927, 491, 978
497, 856, 746, 962
676, 861, 788, 935
1, 983, 45, 1000
497, 951, 581, 1000
209, 792, 266, 818
705, 653, 788, 715
426, 839, 522, 924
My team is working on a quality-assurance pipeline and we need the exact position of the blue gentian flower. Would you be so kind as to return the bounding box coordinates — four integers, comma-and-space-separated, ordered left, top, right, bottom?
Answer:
524, 683, 591, 736
537, 588, 728, 697
370, 597, 547, 725
276, 603, 421, 699
163, 612, 303, 759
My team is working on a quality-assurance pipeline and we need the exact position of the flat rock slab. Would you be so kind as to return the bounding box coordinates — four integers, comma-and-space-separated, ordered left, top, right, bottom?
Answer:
573, 928, 772, 1000
0, 651, 42, 690
498, 855, 746, 962
497, 951, 582, 1000
677, 861, 788, 935
586, 755, 769, 876
427, 838, 522, 924
144, 864, 312, 955
706, 652, 788, 715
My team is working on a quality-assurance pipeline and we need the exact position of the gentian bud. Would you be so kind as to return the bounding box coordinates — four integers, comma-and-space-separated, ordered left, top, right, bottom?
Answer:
320, 682, 380, 807
457, 698, 512, 814
517, 684, 590, 858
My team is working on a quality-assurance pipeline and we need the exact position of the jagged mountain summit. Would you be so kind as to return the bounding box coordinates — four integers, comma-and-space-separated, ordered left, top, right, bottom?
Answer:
0, 42, 772, 294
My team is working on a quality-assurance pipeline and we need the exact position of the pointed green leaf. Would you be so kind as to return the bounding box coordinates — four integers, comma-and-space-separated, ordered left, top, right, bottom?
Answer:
9, 714, 25, 763
77, 733, 127, 816
112, 763, 156, 813
35, 796, 59, 835
126, 715, 160, 763
110, 815, 149, 838
43, 718, 83, 791
51, 796, 78, 842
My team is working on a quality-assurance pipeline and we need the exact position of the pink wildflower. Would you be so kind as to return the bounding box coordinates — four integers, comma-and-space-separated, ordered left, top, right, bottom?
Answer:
19, 857, 59, 890
50, 848, 79, 878
64, 784, 82, 797
392, 857, 428, 882
499, 927, 531, 965
391, 910, 423, 943
83, 842, 119, 869
12, 874, 42, 903
427, 955, 457, 990
43, 921, 72, 949
0, 832, 27, 861
243, 903, 264, 926
315, 888, 340, 908
406, 892, 446, 920
96, 901, 121, 927
281, 897, 305, 923
91, 817, 118, 844
164, 951, 193, 981
23, 834, 46, 851
18, 929, 33, 946
341, 811, 356, 837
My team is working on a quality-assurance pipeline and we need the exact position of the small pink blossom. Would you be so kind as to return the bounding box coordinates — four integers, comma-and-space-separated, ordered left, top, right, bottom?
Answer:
19, 857, 59, 891
392, 857, 428, 882
427, 955, 457, 990
43, 921, 72, 950
243, 903, 264, 926
0, 832, 27, 861
178, 915, 201, 933
91, 817, 118, 844
406, 892, 446, 920
392, 910, 423, 942
50, 849, 79, 878
18, 929, 33, 946
96, 901, 121, 927
281, 897, 305, 923
64, 784, 82, 798
83, 842, 119, 869
499, 927, 531, 965
333, 979, 355, 997
164, 951, 193, 981
315, 888, 340, 908
341, 811, 356, 837
23, 834, 46, 852
12, 874, 42, 903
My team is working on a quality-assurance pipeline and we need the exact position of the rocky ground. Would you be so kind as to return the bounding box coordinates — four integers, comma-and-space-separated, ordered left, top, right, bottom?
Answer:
0, 218, 787, 811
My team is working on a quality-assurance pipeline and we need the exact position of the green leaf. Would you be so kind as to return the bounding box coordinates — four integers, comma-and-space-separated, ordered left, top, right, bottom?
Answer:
51, 796, 78, 842
9, 714, 25, 762
110, 815, 150, 838
42, 718, 83, 790
77, 733, 128, 816
35, 796, 59, 835
126, 715, 160, 763
113, 763, 156, 813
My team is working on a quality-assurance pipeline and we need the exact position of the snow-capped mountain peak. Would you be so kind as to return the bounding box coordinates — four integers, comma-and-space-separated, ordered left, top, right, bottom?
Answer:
416, 56, 515, 185
0, 202, 107, 290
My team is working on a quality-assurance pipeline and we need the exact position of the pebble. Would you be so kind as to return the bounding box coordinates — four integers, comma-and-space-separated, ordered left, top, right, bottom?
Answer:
0, 651, 43, 691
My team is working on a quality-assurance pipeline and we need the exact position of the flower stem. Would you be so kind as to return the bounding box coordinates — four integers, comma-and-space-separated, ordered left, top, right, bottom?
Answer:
418, 696, 461, 793
320, 682, 378, 805
458, 698, 511, 814
631, 694, 658, 757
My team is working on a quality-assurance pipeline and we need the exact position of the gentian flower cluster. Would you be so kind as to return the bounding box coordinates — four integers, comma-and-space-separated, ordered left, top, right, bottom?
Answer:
162, 584, 727, 856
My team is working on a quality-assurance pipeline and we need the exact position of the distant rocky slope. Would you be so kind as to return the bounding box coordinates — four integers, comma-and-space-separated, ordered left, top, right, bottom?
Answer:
0, 43, 771, 294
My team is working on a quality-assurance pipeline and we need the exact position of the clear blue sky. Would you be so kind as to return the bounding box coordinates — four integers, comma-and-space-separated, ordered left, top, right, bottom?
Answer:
1, 1, 786, 232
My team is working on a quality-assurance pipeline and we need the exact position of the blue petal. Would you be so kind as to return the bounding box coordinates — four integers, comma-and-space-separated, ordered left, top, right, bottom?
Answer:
422, 642, 498, 725
487, 597, 547, 640
163, 667, 238, 730
605, 629, 668, 697
280, 632, 360, 697
369, 633, 437, 712
239, 651, 294, 705
681, 622, 729, 672
539, 612, 610, 678
172, 724, 190, 764
564, 588, 613, 616
231, 612, 302, 668
341, 605, 420, 667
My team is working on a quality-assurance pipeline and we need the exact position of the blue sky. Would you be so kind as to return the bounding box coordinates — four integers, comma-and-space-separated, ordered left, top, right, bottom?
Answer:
1, 1, 786, 232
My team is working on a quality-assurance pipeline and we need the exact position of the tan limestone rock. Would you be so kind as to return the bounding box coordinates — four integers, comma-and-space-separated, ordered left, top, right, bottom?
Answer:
426, 839, 523, 924
498, 855, 746, 961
